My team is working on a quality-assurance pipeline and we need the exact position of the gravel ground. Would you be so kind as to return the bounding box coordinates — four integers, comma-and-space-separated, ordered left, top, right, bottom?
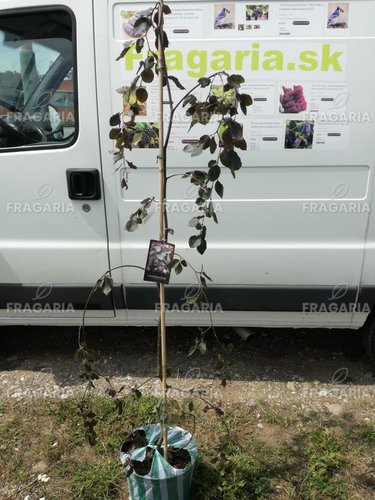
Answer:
1, 325, 375, 418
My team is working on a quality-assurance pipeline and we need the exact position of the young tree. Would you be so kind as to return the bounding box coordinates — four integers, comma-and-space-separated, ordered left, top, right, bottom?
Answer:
110, 0, 252, 460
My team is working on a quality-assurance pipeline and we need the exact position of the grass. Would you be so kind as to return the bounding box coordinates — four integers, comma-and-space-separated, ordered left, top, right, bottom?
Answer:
0, 395, 374, 499
0, 416, 21, 458
262, 409, 293, 427
360, 424, 375, 445
298, 427, 348, 499
70, 461, 123, 499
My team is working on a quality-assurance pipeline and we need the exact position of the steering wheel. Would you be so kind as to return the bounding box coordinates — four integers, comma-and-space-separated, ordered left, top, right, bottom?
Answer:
0, 115, 47, 145
19, 120, 48, 143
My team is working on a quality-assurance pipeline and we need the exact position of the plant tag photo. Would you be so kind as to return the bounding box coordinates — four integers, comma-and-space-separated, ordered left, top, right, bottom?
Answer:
144, 239, 175, 284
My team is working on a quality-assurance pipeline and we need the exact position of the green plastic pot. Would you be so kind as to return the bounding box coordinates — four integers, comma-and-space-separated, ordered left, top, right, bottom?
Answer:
120, 423, 198, 500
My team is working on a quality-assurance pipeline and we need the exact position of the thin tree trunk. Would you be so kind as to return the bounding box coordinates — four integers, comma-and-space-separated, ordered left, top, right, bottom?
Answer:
157, 0, 168, 461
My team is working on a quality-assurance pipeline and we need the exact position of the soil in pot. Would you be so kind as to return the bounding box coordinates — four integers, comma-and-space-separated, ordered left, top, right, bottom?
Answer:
121, 429, 148, 455
132, 448, 154, 476
167, 447, 191, 469
121, 431, 192, 475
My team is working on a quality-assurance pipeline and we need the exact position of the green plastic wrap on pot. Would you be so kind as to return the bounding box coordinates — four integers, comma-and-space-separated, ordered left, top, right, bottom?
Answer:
120, 423, 198, 500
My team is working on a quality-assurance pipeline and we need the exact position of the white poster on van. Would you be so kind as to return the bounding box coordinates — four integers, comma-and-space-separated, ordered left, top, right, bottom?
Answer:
113, 2, 352, 40
278, 2, 326, 37
242, 83, 277, 115
221, 118, 351, 151
277, 2, 350, 37
309, 83, 349, 113
122, 41, 348, 82
114, 4, 205, 39
141, 81, 210, 122
167, 121, 218, 151
313, 121, 350, 150
248, 120, 285, 150
212, 3, 276, 37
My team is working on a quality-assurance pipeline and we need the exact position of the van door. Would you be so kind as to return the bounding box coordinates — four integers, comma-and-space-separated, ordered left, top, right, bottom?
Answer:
0, 1, 114, 320
98, 0, 374, 327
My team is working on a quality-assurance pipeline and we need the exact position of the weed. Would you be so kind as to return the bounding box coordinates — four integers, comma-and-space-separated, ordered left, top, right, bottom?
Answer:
299, 427, 348, 498
0, 416, 21, 458
70, 460, 123, 499
276, 443, 295, 459
218, 445, 273, 499
263, 409, 293, 427
360, 424, 375, 445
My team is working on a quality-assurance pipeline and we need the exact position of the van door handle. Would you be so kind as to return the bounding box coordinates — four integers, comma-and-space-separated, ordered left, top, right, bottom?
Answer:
66, 168, 101, 200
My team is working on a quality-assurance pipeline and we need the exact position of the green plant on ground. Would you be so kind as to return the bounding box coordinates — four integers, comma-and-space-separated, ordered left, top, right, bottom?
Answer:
0, 416, 21, 458
262, 409, 293, 427
299, 427, 348, 498
360, 423, 375, 445
70, 460, 123, 500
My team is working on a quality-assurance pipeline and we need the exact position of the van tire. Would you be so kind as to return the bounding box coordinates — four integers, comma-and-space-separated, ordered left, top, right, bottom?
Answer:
362, 321, 375, 364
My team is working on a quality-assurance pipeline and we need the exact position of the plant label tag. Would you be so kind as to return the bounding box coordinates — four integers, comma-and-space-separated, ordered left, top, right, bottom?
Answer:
143, 239, 175, 284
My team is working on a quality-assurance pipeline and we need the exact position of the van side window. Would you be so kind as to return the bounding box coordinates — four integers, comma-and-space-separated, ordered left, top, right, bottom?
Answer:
0, 8, 77, 149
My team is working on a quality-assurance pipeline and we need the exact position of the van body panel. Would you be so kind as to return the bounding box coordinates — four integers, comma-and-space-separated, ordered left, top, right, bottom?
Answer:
1, 0, 375, 327
0, 0, 113, 317
98, 0, 375, 326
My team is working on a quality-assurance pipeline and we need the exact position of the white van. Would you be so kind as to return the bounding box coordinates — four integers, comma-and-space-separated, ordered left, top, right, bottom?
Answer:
1, 1, 375, 361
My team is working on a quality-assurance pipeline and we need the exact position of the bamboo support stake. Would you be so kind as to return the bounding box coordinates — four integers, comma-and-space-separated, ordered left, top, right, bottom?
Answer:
157, 0, 169, 461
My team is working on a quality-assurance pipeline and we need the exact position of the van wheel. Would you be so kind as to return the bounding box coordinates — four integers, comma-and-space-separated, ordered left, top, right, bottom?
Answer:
362, 321, 375, 364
